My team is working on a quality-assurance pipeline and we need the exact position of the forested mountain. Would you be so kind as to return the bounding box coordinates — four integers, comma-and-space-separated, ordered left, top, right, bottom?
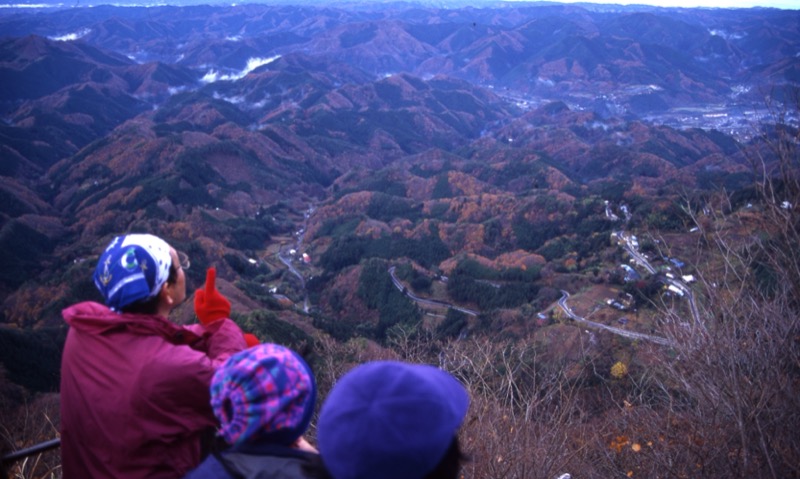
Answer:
1, 2, 798, 477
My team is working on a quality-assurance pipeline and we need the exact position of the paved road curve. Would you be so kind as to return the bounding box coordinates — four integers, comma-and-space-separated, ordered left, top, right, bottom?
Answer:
616, 230, 703, 329
388, 266, 672, 345
276, 204, 315, 313
388, 266, 478, 316
558, 290, 674, 346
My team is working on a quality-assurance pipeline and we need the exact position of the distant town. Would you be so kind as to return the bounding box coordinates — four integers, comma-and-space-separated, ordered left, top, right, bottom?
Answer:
502, 87, 798, 142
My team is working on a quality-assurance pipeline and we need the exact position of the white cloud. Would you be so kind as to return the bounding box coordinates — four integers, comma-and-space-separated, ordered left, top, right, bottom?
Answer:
201, 70, 223, 83
244, 56, 280, 74
503, 0, 797, 8
537, 77, 555, 87
48, 28, 91, 41
213, 91, 245, 104
200, 55, 281, 84
0, 4, 64, 8
710, 29, 744, 40
212, 91, 271, 109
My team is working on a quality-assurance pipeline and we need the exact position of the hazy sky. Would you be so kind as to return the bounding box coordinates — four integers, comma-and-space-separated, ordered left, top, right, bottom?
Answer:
533, 0, 799, 8
1, 0, 797, 9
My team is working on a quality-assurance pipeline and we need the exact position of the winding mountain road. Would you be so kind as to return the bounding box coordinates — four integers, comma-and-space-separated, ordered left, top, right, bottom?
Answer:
618, 232, 657, 275
278, 198, 697, 345
388, 266, 478, 317
276, 204, 315, 313
557, 291, 674, 346
616, 229, 702, 329
278, 249, 308, 312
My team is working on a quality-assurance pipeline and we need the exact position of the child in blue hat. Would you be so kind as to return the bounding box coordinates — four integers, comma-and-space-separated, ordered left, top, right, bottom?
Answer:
317, 361, 470, 479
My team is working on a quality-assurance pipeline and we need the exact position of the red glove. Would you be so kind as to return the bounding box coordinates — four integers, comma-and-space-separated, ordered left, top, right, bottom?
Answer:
194, 267, 231, 325
243, 333, 260, 347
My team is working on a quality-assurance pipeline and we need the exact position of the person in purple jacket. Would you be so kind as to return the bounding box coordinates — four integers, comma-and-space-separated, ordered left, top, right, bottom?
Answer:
59, 233, 248, 479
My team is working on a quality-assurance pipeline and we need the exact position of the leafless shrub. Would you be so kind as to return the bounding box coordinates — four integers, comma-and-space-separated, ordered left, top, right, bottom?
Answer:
441, 338, 592, 479
592, 98, 800, 479
0, 381, 61, 479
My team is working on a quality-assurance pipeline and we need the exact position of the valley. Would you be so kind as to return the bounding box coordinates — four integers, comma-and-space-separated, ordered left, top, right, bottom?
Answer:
0, 2, 798, 477
0, 0, 795, 368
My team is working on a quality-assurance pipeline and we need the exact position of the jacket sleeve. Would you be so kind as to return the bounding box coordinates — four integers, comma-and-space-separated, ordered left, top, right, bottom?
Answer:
184, 318, 248, 368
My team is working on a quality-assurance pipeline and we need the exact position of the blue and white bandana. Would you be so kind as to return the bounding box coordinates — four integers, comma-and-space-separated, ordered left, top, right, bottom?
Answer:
93, 234, 172, 312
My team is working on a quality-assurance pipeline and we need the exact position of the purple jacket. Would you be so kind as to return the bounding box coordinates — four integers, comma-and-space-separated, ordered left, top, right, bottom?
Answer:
60, 301, 247, 479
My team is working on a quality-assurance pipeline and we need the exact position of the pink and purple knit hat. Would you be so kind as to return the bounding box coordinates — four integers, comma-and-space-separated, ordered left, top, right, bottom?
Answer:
210, 343, 316, 446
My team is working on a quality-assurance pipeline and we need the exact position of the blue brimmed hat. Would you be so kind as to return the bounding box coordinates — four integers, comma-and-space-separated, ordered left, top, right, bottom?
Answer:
317, 361, 469, 479
93, 234, 172, 312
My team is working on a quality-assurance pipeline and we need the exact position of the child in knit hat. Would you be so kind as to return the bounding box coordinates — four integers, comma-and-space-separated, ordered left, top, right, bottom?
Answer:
317, 361, 470, 479
184, 343, 327, 479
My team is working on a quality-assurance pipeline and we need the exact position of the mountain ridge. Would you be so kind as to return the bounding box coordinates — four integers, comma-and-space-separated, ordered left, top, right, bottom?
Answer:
0, 1, 796, 342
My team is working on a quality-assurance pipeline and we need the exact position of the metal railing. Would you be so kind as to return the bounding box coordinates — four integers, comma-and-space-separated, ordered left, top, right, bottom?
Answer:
1, 438, 60, 467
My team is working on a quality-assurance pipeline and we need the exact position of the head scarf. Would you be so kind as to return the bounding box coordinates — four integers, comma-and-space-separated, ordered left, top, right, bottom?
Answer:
93, 234, 172, 311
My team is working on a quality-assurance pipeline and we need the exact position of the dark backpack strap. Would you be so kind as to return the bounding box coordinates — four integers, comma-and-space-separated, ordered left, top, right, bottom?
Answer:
199, 427, 218, 460
212, 451, 245, 479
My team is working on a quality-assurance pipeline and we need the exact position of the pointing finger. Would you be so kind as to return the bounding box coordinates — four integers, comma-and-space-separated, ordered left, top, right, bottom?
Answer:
205, 267, 217, 295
